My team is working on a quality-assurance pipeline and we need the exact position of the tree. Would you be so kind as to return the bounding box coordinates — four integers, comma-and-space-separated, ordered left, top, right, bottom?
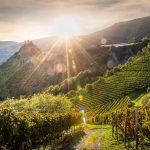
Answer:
147, 87, 150, 93
85, 84, 93, 92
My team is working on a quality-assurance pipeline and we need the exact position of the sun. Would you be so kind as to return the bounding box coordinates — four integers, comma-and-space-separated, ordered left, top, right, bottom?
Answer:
51, 16, 80, 39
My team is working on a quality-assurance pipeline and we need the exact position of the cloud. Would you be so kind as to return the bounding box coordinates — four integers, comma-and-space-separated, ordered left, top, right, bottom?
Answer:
0, 0, 120, 7
0, 0, 149, 41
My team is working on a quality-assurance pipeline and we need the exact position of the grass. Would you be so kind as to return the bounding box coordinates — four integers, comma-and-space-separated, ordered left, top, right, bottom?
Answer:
101, 125, 127, 150
86, 124, 110, 129
81, 124, 135, 150
85, 130, 100, 144
100, 125, 137, 150
133, 92, 150, 106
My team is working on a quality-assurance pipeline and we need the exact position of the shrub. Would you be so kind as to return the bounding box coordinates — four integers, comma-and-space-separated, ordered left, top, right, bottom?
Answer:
147, 87, 150, 93
85, 84, 93, 92
8, 93, 72, 114
0, 105, 81, 149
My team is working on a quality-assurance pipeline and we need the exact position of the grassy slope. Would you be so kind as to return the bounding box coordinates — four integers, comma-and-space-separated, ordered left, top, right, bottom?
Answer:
100, 125, 133, 150
133, 92, 150, 106
79, 125, 129, 150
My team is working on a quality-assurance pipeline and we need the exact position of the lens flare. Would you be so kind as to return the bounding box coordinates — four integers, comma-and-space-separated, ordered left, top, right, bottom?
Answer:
82, 116, 86, 124
101, 38, 107, 44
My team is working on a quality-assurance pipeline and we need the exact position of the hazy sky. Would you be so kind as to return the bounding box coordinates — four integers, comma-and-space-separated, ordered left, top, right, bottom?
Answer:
0, 0, 150, 41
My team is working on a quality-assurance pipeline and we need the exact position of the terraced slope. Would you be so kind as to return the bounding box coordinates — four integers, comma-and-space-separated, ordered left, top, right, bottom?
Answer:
46, 40, 149, 96
72, 43, 150, 115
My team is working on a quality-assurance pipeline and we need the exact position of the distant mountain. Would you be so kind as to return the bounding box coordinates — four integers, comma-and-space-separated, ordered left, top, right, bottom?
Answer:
86, 16, 150, 44
0, 16, 149, 64
0, 41, 43, 98
0, 41, 21, 64
32, 16, 150, 50
33, 36, 59, 51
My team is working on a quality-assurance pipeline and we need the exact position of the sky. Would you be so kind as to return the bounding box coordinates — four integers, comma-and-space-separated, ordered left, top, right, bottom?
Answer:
0, 0, 150, 41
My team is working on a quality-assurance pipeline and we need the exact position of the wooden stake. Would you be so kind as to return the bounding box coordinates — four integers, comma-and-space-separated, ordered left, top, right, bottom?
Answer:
135, 106, 139, 150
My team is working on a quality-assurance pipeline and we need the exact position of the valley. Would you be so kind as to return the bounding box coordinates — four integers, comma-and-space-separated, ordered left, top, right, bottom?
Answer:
0, 16, 150, 150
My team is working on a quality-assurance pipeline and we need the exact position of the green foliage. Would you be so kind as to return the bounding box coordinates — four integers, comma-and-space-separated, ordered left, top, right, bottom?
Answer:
48, 85, 61, 96
85, 84, 93, 93
147, 87, 150, 93
101, 125, 126, 150
85, 130, 100, 143
107, 66, 121, 76
128, 56, 134, 62
0, 104, 81, 149
111, 104, 150, 148
66, 90, 76, 98
5, 92, 72, 114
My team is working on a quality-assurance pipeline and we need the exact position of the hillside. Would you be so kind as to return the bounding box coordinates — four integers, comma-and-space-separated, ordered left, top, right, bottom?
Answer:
87, 16, 150, 44
0, 41, 21, 64
46, 39, 149, 95
0, 39, 150, 149
67, 40, 150, 115
0, 39, 148, 99
33, 16, 150, 50
0, 41, 68, 99
0, 0, 150, 149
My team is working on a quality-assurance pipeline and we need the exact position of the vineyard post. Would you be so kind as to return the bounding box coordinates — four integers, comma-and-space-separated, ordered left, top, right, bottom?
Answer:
116, 113, 119, 141
124, 109, 127, 148
112, 113, 114, 137
135, 106, 139, 150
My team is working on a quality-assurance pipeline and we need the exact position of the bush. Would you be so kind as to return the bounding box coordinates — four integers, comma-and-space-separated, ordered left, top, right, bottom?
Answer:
66, 90, 76, 98
85, 84, 93, 92
7, 93, 72, 114
0, 106, 81, 149
147, 87, 150, 93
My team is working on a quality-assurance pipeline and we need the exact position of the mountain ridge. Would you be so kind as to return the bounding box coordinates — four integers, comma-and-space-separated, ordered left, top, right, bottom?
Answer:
0, 16, 150, 64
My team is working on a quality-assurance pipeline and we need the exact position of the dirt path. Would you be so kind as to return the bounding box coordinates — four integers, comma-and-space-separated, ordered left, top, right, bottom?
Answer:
74, 128, 104, 150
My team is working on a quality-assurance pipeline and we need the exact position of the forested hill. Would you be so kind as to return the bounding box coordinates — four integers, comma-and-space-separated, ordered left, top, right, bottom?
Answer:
67, 39, 150, 115
46, 38, 150, 96
0, 41, 60, 99
0, 37, 148, 99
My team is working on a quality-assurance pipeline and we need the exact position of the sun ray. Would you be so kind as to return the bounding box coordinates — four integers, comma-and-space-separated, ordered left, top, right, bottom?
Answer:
0, 56, 34, 87
65, 39, 71, 91
23, 38, 61, 85
0, 42, 42, 87
72, 38, 99, 67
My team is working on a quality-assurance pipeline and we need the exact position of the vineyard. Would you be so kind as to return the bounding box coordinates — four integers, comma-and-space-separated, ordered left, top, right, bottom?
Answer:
68, 42, 150, 149
0, 101, 81, 149
88, 97, 150, 149
112, 105, 150, 149
46, 40, 150, 97
72, 43, 150, 116
0, 4, 150, 149
0, 41, 150, 149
